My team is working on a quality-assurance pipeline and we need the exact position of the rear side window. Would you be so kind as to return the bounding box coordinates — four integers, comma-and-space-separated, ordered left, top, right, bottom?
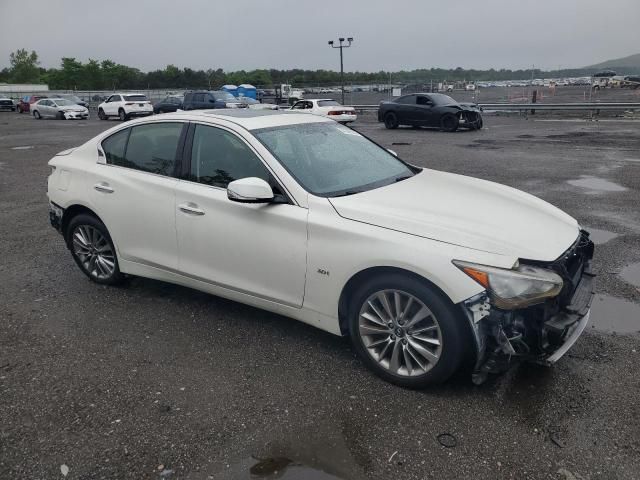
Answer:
102, 128, 129, 165
396, 95, 416, 105
102, 123, 183, 176
193, 93, 205, 102
188, 125, 269, 188
318, 100, 340, 107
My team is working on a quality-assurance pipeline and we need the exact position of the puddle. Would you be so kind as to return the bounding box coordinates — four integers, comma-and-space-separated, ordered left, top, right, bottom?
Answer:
585, 227, 619, 245
244, 456, 346, 479
10, 145, 34, 150
620, 263, 640, 288
590, 294, 640, 333
206, 422, 367, 480
566, 176, 627, 192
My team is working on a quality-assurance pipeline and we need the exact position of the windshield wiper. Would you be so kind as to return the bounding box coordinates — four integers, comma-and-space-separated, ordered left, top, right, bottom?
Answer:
395, 175, 413, 182
333, 190, 361, 197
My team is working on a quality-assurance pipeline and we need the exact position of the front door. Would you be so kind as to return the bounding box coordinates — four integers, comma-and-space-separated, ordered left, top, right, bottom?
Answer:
175, 123, 307, 307
89, 121, 186, 269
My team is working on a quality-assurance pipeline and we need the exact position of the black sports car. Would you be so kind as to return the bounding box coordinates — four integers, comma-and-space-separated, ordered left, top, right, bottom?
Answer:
378, 93, 483, 132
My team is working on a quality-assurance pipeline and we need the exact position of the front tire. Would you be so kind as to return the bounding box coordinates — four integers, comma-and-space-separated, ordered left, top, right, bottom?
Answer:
384, 111, 399, 129
98, 108, 106, 120
348, 274, 468, 387
118, 109, 127, 121
440, 114, 459, 132
33, 110, 41, 119
65, 214, 124, 285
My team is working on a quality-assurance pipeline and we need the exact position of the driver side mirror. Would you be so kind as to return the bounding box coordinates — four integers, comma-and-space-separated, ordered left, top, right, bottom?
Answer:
227, 177, 274, 204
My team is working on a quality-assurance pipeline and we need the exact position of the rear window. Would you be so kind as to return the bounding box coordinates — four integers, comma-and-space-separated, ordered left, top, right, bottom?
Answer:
124, 95, 148, 102
318, 100, 341, 107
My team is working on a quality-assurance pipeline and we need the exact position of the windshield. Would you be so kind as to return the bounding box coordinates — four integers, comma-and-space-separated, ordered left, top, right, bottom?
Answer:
254, 122, 416, 197
124, 94, 148, 102
54, 99, 75, 106
213, 91, 237, 102
318, 100, 341, 107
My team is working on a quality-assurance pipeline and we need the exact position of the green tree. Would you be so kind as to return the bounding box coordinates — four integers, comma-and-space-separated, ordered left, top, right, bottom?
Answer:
9, 48, 40, 83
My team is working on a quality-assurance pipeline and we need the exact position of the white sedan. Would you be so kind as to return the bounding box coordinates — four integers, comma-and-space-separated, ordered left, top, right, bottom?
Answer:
31, 98, 89, 120
290, 98, 357, 124
47, 110, 594, 387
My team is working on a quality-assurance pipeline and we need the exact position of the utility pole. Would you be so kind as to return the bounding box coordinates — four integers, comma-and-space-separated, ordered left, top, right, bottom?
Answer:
328, 37, 353, 105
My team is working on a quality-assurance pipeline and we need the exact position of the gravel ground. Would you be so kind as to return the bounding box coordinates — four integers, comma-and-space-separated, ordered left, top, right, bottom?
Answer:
1, 111, 639, 480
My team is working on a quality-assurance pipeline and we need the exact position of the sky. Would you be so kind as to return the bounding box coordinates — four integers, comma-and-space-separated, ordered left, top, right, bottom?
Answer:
1, 0, 639, 73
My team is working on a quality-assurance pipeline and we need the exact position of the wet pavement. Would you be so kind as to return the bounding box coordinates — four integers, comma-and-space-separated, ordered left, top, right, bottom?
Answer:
1, 113, 640, 479
620, 262, 640, 289
585, 227, 619, 245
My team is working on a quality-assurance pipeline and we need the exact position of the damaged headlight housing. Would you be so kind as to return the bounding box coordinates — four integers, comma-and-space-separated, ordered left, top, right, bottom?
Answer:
453, 260, 563, 309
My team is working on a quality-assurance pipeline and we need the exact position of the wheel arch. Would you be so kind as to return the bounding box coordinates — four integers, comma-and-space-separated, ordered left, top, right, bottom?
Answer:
337, 265, 479, 368
61, 204, 106, 242
338, 266, 455, 335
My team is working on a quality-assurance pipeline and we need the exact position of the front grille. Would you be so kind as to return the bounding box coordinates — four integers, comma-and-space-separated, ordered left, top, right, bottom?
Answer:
0, 100, 12, 105
548, 231, 594, 306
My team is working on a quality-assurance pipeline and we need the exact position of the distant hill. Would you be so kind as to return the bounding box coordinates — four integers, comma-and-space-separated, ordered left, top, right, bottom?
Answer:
585, 53, 640, 71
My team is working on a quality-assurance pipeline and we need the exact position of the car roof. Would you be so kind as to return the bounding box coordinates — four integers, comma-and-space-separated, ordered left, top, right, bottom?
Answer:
152, 109, 332, 130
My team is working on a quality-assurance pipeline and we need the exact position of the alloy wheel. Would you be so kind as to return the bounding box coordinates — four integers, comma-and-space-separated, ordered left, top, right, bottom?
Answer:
358, 289, 443, 376
72, 225, 116, 280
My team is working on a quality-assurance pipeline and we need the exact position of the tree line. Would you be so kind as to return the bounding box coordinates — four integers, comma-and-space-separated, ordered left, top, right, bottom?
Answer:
1, 49, 637, 91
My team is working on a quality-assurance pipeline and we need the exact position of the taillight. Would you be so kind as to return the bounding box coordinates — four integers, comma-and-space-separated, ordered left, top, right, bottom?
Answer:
328, 111, 339, 115
125, 102, 134, 105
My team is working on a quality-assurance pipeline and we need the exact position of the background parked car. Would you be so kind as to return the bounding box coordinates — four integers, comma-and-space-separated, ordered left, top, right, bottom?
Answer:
0, 97, 16, 111
182, 90, 247, 110
16, 95, 47, 113
54, 94, 89, 109
290, 98, 356, 124
31, 98, 89, 120
153, 95, 184, 113
378, 93, 483, 132
240, 97, 279, 110
98, 93, 153, 121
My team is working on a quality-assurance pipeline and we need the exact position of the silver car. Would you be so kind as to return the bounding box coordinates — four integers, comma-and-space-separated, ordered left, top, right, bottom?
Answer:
31, 98, 89, 120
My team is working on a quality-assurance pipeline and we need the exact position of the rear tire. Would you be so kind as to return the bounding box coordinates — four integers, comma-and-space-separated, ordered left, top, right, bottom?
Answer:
348, 273, 468, 388
440, 114, 459, 132
65, 214, 125, 286
384, 112, 399, 129
98, 108, 106, 120
33, 110, 41, 119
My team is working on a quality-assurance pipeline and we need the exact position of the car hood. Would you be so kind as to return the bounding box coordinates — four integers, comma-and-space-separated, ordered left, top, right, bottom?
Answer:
328, 169, 579, 262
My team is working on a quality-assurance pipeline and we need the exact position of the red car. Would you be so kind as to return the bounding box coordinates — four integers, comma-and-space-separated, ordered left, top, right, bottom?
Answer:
17, 95, 48, 113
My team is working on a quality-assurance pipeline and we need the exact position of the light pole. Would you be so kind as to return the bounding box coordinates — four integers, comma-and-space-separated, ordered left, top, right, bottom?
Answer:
328, 37, 353, 105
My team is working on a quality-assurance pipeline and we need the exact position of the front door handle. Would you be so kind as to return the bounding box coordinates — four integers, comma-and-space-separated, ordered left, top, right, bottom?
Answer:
94, 182, 114, 193
178, 202, 205, 216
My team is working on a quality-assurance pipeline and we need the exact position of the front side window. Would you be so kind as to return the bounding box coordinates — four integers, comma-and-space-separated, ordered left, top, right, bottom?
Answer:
102, 123, 183, 176
188, 125, 270, 188
254, 122, 415, 197
193, 93, 205, 103
416, 95, 432, 105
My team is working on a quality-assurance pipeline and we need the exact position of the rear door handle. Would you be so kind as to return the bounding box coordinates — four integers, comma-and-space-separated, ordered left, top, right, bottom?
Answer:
94, 182, 114, 193
178, 202, 205, 216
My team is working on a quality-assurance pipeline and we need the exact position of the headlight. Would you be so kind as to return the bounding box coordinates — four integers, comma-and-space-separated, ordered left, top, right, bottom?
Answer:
453, 260, 563, 309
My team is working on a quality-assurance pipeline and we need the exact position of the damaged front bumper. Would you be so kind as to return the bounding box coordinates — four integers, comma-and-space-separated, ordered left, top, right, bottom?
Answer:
461, 231, 595, 383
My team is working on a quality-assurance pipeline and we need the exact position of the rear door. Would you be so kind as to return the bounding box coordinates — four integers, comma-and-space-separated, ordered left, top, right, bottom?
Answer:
89, 121, 187, 269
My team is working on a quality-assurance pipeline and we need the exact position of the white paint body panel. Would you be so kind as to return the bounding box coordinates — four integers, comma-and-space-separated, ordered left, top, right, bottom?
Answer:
47, 111, 580, 336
